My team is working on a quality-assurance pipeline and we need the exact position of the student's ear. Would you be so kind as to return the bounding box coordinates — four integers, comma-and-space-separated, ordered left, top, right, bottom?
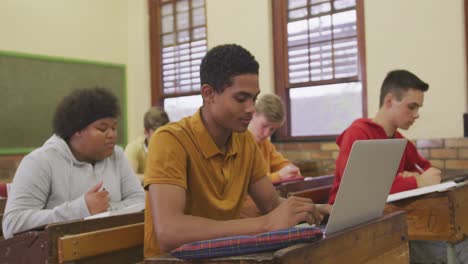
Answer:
70, 130, 84, 143
383, 93, 395, 108
201, 84, 216, 104
74, 130, 82, 138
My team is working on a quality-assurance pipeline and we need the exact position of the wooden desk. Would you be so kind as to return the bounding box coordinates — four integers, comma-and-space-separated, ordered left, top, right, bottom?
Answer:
385, 183, 468, 263
0, 212, 144, 263
276, 175, 334, 198
288, 184, 332, 204
284, 178, 468, 243
280, 175, 334, 204
385, 184, 468, 242
0, 197, 6, 214
145, 211, 409, 264
0, 197, 6, 239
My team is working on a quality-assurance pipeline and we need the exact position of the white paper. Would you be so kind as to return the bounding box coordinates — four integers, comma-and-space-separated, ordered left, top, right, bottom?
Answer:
84, 202, 145, 220
386, 181, 457, 203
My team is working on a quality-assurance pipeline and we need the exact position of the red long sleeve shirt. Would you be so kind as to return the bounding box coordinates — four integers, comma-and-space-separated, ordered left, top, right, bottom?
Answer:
328, 118, 431, 204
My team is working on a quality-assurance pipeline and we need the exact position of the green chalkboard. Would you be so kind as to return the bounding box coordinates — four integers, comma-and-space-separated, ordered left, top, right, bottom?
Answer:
0, 51, 127, 155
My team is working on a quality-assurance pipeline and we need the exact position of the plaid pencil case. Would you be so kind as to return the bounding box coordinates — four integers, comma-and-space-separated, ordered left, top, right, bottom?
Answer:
171, 225, 323, 260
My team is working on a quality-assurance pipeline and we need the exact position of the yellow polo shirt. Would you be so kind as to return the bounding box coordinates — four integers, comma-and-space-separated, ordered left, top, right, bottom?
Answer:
258, 139, 290, 182
124, 136, 147, 174
143, 109, 267, 257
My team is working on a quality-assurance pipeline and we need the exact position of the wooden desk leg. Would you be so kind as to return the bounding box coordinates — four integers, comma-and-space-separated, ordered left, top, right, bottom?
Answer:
447, 243, 456, 264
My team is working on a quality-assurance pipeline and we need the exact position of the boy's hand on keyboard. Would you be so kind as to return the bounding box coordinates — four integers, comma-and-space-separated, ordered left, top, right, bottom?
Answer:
264, 196, 322, 231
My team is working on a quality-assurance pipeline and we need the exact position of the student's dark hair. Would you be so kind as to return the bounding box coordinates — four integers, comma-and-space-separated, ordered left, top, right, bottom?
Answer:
53, 87, 121, 142
200, 44, 259, 93
379, 69, 429, 107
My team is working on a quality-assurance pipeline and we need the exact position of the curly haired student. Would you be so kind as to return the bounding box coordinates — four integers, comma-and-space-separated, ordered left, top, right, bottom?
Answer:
2, 87, 144, 239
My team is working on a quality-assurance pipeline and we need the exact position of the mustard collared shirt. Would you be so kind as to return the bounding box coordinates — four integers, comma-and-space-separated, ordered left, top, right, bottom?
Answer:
257, 139, 290, 182
143, 109, 267, 257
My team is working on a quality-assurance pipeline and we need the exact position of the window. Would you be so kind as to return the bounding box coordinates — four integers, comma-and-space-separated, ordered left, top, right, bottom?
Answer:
272, 0, 367, 140
149, 0, 206, 122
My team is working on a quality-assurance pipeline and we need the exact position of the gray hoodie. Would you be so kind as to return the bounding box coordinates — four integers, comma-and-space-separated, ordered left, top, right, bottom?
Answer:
2, 135, 145, 239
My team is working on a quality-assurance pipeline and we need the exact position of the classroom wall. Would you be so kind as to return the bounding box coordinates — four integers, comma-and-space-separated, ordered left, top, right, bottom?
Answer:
0, 0, 154, 141
365, 0, 466, 139
0, 0, 466, 144
206, 0, 275, 97
127, 0, 152, 140
0, 0, 127, 63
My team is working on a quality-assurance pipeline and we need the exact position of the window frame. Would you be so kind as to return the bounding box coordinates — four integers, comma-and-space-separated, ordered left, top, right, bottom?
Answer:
271, 0, 368, 141
148, 0, 207, 107
465, 0, 468, 109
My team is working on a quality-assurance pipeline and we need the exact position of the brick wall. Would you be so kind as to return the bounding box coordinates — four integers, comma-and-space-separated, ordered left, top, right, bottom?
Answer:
276, 137, 468, 180
2, 137, 468, 182
416, 138, 468, 178
275, 141, 339, 176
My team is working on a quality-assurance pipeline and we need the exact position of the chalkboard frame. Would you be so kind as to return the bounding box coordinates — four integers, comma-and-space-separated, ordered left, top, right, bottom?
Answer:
0, 50, 127, 155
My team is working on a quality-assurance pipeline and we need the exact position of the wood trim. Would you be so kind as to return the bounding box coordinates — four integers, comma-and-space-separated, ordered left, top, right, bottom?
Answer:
148, 0, 163, 107
46, 212, 144, 263
58, 223, 144, 263
356, 0, 368, 118
465, 0, 468, 109
162, 90, 202, 99
272, 0, 291, 139
287, 76, 360, 89
148, 0, 206, 106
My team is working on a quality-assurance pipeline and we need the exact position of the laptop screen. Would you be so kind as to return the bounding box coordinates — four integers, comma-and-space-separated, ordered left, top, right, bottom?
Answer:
324, 139, 407, 236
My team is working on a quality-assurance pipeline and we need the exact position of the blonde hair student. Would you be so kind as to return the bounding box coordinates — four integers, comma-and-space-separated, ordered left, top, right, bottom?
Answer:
248, 94, 301, 182
125, 106, 169, 182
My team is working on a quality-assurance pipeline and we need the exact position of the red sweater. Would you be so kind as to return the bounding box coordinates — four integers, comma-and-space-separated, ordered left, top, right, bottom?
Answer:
328, 118, 431, 204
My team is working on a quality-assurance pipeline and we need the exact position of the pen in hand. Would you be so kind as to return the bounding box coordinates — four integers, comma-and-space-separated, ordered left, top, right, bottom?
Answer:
414, 164, 424, 174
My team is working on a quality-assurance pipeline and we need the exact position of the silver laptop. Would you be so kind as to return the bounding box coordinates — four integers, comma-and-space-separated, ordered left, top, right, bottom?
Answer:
324, 138, 407, 236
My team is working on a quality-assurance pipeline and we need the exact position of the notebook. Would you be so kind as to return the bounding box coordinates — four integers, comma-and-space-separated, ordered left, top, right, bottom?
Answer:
387, 181, 457, 203
323, 139, 407, 236
84, 202, 145, 220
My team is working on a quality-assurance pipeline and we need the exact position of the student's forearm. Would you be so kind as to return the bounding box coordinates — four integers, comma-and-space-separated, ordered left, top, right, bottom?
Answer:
156, 214, 269, 252
248, 177, 284, 214
158, 196, 286, 252
3, 196, 89, 238
258, 195, 284, 214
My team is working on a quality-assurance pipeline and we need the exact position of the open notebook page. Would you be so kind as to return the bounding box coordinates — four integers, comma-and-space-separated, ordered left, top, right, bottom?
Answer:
387, 181, 457, 203
84, 202, 145, 220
